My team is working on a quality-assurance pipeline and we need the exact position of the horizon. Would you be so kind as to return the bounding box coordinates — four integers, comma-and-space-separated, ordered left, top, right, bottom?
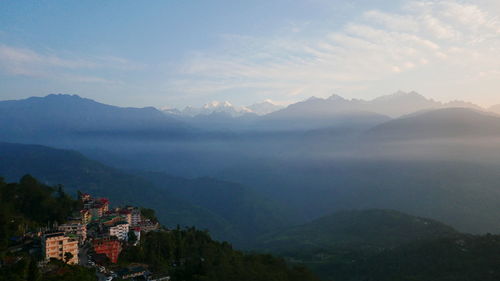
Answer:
0, 90, 496, 111
1, 0, 500, 108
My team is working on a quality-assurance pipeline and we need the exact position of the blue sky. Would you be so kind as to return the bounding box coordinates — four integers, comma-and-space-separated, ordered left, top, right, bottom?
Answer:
0, 0, 499, 108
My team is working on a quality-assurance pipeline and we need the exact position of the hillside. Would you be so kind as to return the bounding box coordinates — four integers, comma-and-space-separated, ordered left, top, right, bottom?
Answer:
256, 209, 457, 253
253, 210, 500, 281
306, 233, 500, 281
366, 107, 500, 140
0, 176, 320, 281
0, 142, 289, 246
136, 171, 294, 244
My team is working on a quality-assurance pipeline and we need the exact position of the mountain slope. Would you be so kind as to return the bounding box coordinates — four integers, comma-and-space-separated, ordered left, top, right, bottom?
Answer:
0, 142, 288, 245
367, 107, 500, 140
256, 209, 458, 253
0, 94, 189, 143
135, 170, 293, 244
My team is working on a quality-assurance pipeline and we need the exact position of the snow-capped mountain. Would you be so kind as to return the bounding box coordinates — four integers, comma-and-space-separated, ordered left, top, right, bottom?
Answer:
247, 100, 284, 115
181, 101, 252, 117
162, 100, 282, 117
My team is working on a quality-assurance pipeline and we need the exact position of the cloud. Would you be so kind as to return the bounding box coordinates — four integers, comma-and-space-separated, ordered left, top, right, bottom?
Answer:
166, 0, 500, 104
0, 44, 136, 84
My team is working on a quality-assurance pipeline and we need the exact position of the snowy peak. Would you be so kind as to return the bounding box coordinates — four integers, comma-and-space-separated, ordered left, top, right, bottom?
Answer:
247, 100, 284, 115
178, 101, 253, 117
162, 99, 283, 117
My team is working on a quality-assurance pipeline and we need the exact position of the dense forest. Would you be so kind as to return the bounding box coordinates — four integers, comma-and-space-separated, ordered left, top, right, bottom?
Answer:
120, 228, 320, 281
0, 175, 81, 251
0, 176, 96, 281
256, 210, 500, 281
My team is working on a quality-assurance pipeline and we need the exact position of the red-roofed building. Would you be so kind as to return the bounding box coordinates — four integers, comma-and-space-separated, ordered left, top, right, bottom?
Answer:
93, 237, 122, 263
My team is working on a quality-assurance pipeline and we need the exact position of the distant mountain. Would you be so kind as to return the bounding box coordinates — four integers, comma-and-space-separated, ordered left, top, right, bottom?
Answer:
260, 95, 391, 131
488, 104, 500, 115
163, 100, 283, 118
247, 100, 284, 115
0, 94, 189, 143
256, 209, 457, 253
265, 91, 482, 123
177, 101, 253, 117
0, 142, 290, 246
367, 107, 500, 140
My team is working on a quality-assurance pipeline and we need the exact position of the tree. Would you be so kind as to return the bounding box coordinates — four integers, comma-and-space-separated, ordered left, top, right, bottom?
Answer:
128, 230, 138, 244
64, 252, 74, 264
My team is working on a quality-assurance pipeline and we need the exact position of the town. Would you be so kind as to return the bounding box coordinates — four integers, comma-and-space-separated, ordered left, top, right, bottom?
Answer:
15, 191, 166, 281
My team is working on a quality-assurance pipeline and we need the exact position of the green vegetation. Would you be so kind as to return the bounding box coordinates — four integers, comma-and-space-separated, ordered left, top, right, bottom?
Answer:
119, 227, 320, 281
0, 177, 96, 281
139, 207, 158, 223
256, 210, 500, 281
0, 175, 81, 251
0, 257, 97, 281
257, 209, 458, 253
300, 233, 500, 281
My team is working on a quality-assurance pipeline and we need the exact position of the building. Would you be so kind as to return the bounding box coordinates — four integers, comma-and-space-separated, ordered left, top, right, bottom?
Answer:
89, 198, 110, 219
93, 237, 122, 263
80, 209, 92, 224
58, 223, 87, 243
131, 208, 141, 227
138, 220, 160, 233
117, 266, 148, 279
118, 209, 133, 225
79, 193, 92, 202
42, 232, 79, 264
108, 221, 130, 241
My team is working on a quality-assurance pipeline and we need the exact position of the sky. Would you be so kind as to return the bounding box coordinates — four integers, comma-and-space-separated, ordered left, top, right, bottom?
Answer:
0, 0, 499, 108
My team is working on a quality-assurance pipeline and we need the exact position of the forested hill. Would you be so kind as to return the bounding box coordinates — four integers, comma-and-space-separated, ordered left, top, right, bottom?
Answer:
256, 209, 458, 253
0, 142, 290, 246
0, 176, 320, 281
254, 209, 500, 281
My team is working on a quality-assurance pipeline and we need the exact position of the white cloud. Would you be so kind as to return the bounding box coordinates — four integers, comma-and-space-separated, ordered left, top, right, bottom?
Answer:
0, 44, 135, 84
166, 0, 500, 105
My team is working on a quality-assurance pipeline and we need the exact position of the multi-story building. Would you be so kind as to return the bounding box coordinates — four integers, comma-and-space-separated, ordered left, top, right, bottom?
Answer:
108, 221, 130, 241
131, 208, 142, 227
93, 237, 122, 263
42, 232, 79, 264
79, 193, 92, 202
118, 209, 132, 225
58, 223, 87, 244
89, 198, 110, 219
80, 209, 92, 224
138, 219, 160, 233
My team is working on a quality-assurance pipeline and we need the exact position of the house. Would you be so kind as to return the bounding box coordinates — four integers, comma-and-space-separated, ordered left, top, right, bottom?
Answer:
42, 232, 79, 264
80, 209, 92, 224
131, 208, 142, 227
117, 266, 149, 279
93, 237, 122, 264
58, 223, 87, 244
108, 221, 130, 241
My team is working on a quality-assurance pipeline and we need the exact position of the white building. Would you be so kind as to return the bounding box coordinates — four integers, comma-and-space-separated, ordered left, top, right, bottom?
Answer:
108, 221, 130, 241
131, 208, 142, 227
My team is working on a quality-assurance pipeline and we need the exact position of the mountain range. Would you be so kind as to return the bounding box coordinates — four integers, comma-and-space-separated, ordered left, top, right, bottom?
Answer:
163, 100, 284, 117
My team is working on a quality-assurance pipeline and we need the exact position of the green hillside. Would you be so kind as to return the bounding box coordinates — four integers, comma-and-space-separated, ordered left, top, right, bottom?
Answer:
257, 209, 458, 253
0, 142, 288, 245
255, 209, 500, 281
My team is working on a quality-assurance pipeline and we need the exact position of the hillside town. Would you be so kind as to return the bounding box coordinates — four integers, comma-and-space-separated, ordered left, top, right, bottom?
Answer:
12, 192, 165, 281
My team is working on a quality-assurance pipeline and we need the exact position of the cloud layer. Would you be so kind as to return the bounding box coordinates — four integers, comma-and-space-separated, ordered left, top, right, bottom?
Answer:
0, 44, 135, 84
167, 0, 500, 105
